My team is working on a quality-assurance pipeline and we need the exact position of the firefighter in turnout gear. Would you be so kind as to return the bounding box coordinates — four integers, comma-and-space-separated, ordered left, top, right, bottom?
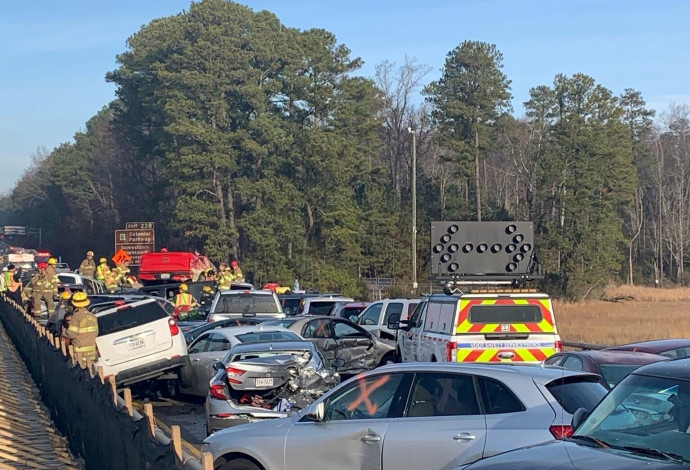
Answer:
30, 262, 55, 317
79, 251, 96, 278
45, 258, 59, 296
200, 285, 216, 310
63, 292, 98, 367
218, 267, 235, 291
174, 284, 196, 308
105, 270, 119, 293
230, 260, 244, 282
115, 262, 130, 286
96, 258, 110, 282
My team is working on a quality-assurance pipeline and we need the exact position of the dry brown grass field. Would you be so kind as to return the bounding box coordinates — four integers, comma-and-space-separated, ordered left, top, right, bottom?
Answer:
554, 285, 690, 347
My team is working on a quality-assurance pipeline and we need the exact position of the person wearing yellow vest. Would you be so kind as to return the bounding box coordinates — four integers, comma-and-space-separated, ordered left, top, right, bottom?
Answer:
218, 267, 235, 291
63, 292, 98, 367
0, 266, 6, 296
5, 264, 23, 304
174, 284, 196, 308
96, 258, 110, 282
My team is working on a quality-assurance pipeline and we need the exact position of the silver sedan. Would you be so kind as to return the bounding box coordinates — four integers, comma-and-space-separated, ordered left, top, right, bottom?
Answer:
202, 362, 608, 470
178, 325, 301, 396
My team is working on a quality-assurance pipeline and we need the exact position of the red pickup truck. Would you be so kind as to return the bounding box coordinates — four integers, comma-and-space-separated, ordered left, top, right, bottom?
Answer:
138, 251, 214, 285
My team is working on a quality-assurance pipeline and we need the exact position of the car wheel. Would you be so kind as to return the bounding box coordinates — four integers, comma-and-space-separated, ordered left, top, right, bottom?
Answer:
379, 352, 396, 367
217, 458, 262, 470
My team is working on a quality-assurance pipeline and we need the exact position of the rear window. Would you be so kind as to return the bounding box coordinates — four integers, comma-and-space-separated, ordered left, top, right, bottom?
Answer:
468, 304, 542, 324
280, 298, 301, 315
97, 302, 169, 336
546, 377, 607, 414
235, 331, 301, 343
598, 364, 644, 389
214, 294, 280, 314
307, 301, 337, 315
263, 319, 300, 328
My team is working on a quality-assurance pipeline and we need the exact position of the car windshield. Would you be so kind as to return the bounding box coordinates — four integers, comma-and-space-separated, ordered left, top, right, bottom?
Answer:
307, 301, 337, 315
598, 364, 644, 389
280, 298, 301, 315
235, 331, 301, 343
214, 294, 280, 314
575, 374, 690, 462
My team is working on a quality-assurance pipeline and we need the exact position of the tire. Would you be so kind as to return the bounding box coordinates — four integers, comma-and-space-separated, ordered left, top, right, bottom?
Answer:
216, 458, 262, 470
379, 352, 396, 367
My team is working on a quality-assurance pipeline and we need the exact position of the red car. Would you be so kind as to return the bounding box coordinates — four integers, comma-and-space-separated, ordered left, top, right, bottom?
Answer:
605, 338, 690, 359
544, 350, 668, 389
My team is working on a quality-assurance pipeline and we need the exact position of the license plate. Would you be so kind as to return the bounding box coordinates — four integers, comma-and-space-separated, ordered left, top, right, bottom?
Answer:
160, 273, 171, 280
127, 338, 145, 350
255, 378, 273, 387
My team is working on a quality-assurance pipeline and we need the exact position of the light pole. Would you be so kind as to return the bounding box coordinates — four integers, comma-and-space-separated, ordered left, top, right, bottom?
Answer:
408, 127, 418, 291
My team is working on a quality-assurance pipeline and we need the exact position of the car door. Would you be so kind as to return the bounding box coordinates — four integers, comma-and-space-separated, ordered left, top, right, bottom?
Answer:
183, 333, 212, 394
332, 319, 377, 373
400, 302, 426, 362
383, 372, 487, 469
285, 372, 408, 470
380, 302, 404, 340
479, 375, 555, 457
301, 319, 338, 364
193, 333, 233, 396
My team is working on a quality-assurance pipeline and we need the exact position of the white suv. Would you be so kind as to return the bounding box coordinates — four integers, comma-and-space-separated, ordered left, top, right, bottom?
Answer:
208, 290, 285, 322
94, 298, 189, 386
358, 298, 421, 341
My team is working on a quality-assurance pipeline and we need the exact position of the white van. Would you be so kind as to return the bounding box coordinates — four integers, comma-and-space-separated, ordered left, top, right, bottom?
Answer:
358, 298, 420, 341
395, 290, 562, 363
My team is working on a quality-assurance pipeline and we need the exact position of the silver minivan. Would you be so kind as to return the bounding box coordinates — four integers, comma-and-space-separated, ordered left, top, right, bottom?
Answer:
202, 363, 607, 470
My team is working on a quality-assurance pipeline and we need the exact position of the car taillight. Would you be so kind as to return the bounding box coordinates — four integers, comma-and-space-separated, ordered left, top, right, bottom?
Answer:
446, 341, 457, 362
168, 318, 180, 336
226, 366, 246, 384
210, 384, 227, 400
555, 340, 562, 353
550, 424, 573, 439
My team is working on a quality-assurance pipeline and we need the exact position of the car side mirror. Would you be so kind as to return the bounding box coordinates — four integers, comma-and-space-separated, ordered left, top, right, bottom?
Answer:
397, 319, 410, 330
213, 361, 224, 371
572, 407, 589, 431
387, 313, 401, 330
306, 402, 325, 422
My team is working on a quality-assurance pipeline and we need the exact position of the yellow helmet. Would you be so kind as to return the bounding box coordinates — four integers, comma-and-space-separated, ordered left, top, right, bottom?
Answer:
60, 291, 72, 300
180, 283, 189, 292
202, 285, 213, 293
87, 251, 94, 256
71, 292, 90, 308
99, 258, 107, 263
48, 258, 57, 265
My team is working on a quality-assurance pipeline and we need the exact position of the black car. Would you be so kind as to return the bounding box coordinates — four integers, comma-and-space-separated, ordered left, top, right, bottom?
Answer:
460, 358, 690, 469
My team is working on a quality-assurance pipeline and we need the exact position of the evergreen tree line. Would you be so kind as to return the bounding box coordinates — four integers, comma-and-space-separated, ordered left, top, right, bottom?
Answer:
2, 0, 689, 298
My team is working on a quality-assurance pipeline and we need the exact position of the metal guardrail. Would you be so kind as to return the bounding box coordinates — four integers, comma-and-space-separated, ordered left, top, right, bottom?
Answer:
562, 341, 607, 351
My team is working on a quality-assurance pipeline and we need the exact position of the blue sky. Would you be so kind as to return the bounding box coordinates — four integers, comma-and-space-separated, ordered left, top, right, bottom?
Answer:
2, 0, 689, 191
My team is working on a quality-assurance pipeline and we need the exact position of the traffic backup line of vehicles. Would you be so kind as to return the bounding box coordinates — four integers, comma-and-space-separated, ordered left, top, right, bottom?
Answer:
27, 221, 690, 469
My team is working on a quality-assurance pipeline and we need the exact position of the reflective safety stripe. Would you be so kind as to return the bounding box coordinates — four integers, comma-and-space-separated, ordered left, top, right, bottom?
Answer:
77, 326, 97, 333
74, 345, 96, 352
456, 298, 556, 334
456, 348, 556, 363
68, 325, 80, 333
